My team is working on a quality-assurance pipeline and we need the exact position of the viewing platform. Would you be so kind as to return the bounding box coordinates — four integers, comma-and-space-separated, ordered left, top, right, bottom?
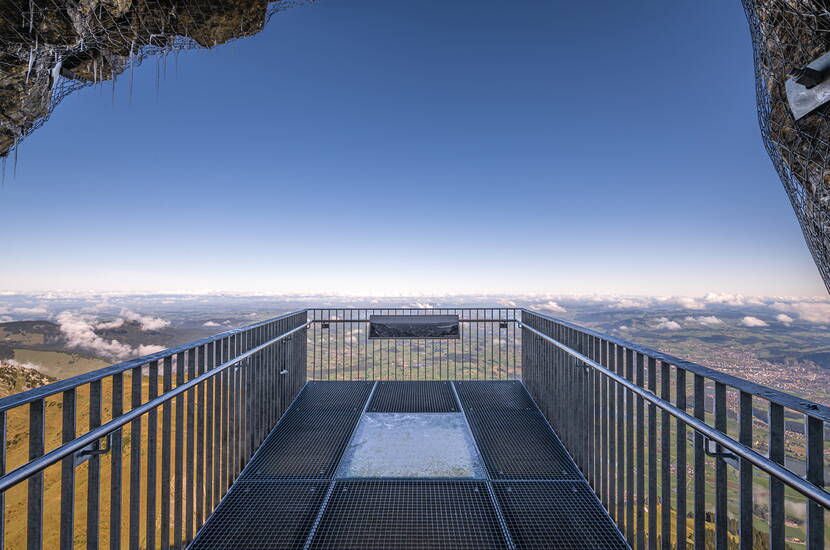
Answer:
0, 308, 827, 550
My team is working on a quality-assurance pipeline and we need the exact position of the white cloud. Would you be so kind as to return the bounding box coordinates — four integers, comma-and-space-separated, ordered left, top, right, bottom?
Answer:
120, 309, 170, 331
408, 302, 433, 309
57, 311, 135, 360
775, 314, 794, 326
653, 317, 682, 330
136, 344, 166, 356
741, 316, 768, 327
95, 318, 125, 330
12, 306, 47, 315
770, 301, 830, 324
56, 311, 166, 361
608, 298, 652, 309
704, 293, 747, 306
536, 301, 566, 313
658, 296, 704, 310
0, 316, 11, 323
203, 321, 221, 327
685, 315, 723, 327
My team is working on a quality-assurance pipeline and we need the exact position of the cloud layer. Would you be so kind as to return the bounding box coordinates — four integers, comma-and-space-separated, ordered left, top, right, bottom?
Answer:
56, 311, 168, 361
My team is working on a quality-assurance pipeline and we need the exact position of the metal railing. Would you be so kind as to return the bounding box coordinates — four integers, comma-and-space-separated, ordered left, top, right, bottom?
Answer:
0, 306, 826, 550
0, 311, 307, 550
306, 308, 521, 380
521, 309, 830, 550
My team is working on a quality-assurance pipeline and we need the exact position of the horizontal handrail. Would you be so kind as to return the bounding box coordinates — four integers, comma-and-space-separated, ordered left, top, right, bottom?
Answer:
310, 319, 519, 324
520, 321, 830, 509
0, 309, 308, 411
522, 309, 830, 424
0, 321, 311, 494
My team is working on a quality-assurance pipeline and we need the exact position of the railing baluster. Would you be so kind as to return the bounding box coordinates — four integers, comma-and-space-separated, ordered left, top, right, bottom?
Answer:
661, 361, 671, 550
636, 353, 645, 550
173, 353, 184, 549
768, 402, 785, 550
110, 372, 123, 550
617, 345, 625, 527
147, 361, 158, 550
648, 357, 657, 550
205, 343, 214, 519
129, 366, 142, 550
609, 343, 617, 522
602, 340, 609, 510
0, 410, 5, 550
693, 374, 705, 550
161, 357, 172, 550
87, 380, 102, 550
185, 350, 196, 544
714, 382, 727, 550
626, 348, 635, 544
806, 415, 825, 549
59, 389, 76, 550
676, 369, 687, 550
196, 346, 205, 531
739, 391, 753, 550
27, 398, 44, 550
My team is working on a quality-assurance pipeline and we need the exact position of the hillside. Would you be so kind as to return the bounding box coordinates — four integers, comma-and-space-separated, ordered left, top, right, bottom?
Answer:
0, 360, 55, 398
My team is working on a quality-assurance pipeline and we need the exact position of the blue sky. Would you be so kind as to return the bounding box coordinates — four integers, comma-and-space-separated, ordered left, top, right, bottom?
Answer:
0, 0, 825, 296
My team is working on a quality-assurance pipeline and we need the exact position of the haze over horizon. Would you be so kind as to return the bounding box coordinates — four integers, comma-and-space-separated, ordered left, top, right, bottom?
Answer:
0, 0, 827, 297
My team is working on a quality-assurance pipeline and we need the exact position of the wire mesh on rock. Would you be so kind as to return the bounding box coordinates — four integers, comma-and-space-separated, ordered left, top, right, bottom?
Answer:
743, 0, 830, 293
0, 0, 306, 159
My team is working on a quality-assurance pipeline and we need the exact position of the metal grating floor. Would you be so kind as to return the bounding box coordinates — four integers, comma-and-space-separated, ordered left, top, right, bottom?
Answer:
241, 382, 372, 479
493, 481, 628, 549
193, 380, 627, 550
465, 410, 582, 480
307, 480, 509, 550
367, 380, 458, 412
291, 381, 374, 412
189, 481, 328, 550
454, 380, 537, 412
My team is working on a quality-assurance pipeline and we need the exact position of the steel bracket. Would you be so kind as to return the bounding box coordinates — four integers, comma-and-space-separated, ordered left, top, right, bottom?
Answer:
703, 436, 738, 462
74, 432, 114, 466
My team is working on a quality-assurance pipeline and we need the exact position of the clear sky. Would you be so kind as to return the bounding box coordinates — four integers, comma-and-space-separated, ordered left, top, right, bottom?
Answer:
0, 0, 825, 297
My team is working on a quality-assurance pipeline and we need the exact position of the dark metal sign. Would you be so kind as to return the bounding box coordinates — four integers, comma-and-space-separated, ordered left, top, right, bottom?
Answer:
368, 315, 460, 339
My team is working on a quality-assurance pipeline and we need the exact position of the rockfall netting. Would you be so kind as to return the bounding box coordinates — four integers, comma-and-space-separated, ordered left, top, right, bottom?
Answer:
743, 0, 830, 293
0, 0, 304, 160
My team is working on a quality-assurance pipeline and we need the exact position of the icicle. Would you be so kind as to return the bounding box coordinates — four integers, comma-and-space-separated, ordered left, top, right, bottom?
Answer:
128, 40, 135, 105
28, 0, 34, 32
25, 47, 34, 83
50, 55, 63, 92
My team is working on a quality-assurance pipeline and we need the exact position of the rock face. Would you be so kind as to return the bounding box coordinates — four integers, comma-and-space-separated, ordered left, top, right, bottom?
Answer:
0, 360, 55, 398
744, 0, 830, 293
0, 0, 279, 157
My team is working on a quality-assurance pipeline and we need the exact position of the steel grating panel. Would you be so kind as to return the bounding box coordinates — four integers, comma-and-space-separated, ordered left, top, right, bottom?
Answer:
291, 381, 374, 412
189, 481, 329, 550
493, 481, 628, 550
307, 480, 509, 550
243, 407, 361, 479
466, 410, 581, 480
454, 380, 536, 412
368, 381, 458, 413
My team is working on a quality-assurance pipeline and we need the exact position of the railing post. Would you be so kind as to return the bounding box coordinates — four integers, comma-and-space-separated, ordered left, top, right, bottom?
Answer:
714, 382, 728, 550
806, 416, 825, 549
768, 402, 785, 550
87, 379, 102, 550
110, 372, 123, 550
27, 398, 44, 550
59, 389, 76, 550
739, 391, 753, 550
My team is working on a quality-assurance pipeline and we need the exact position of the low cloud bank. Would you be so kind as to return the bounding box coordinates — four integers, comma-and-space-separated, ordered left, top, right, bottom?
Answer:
741, 316, 769, 328
56, 311, 167, 361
